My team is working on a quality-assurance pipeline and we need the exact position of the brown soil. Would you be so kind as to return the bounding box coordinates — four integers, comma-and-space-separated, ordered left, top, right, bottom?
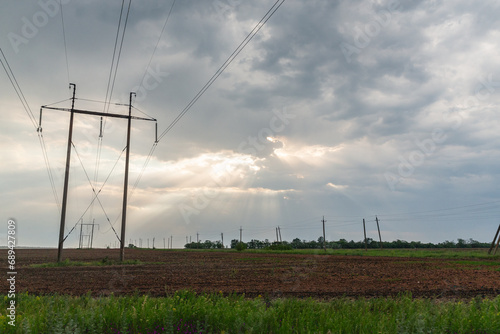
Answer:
2, 248, 499, 299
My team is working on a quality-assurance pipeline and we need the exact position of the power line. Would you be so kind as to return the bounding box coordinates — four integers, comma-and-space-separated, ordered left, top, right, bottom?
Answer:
64, 145, 127, 241
138, 0, 177, 90
0, 48, 37, 129
103, 0, 126, 115
128, 0, 286, 198
376, 200, 500, 218
106, 0, 132, 113
92, 0, 133, 227
157, 0, 286, 142
1, 48, 61, 212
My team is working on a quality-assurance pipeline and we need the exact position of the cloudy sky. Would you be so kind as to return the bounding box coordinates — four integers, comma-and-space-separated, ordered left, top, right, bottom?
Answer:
2, 0, 500, 248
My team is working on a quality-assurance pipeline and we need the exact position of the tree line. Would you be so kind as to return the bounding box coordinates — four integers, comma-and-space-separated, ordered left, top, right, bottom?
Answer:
184, 237, 489, 250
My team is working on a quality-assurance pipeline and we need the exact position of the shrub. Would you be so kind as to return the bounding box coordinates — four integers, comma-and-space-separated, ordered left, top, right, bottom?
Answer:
266, 243, 293, 251
235, 242, 247, 251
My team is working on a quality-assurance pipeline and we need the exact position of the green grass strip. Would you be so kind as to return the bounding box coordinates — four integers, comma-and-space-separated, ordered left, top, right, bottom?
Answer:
30, 258, 146, 268
1, 292, 499, 333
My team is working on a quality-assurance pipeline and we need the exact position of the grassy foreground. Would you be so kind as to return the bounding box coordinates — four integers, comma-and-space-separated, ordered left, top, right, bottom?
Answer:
1, 291, 499, 333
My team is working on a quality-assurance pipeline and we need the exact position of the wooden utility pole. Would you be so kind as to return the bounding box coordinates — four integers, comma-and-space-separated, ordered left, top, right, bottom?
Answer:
376, 216, 383, 249
363, 218, 367, 250
90, 220, 96, 249
276, 227, 279, 243
494, 237, 500, 255
240, 226, 242, 243
489, 223, 500, 255
221, 233, 224, 248
57, 83, 76, 262
119, 92, 135, 261
79, 219, 84, 249
278, 226, 282, 243
488, 224, 500, 254
322, 216, 326, 251
79, 221, 98, 249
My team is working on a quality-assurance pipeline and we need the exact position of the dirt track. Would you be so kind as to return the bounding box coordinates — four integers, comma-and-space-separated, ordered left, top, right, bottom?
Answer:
3, 249, 499, 299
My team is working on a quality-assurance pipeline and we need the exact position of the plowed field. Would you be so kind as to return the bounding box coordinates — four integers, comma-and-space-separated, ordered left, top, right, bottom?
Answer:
3, 249, 499, 299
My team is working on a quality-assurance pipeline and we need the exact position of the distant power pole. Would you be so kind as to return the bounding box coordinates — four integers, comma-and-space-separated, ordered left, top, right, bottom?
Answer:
278, 226, 282, 243
79, 219, 84, 249
276, 227, 279, 243
197, 232, 199, 243
90, 220, 96, 249
322, 216, 326, 252
363, 219, 367, 251
152, 237, 155, 249
221, 233, 224, 248
376, 216, 383, 249
240, 226, 242, 243
170, 235, 173, 249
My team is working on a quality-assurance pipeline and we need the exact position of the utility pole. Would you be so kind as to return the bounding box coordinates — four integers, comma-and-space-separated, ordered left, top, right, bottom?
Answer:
278, 226, 282, 243
57, 83, 76, 262
170, 235, 173, 249
119, 92, 135, 261
240, 226, 242, 243
363, 218, 367, 251
197, 232, 199, 243
276, 227, 279, 243
489, 223, 500, 255
90, 220, 96, 249
376, 216, 383, 249
41, 87, 156, 262
79, 219, 84, 249
322, 216, 326, 252
221, 233, 224, 248
152, 237, 155, 249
